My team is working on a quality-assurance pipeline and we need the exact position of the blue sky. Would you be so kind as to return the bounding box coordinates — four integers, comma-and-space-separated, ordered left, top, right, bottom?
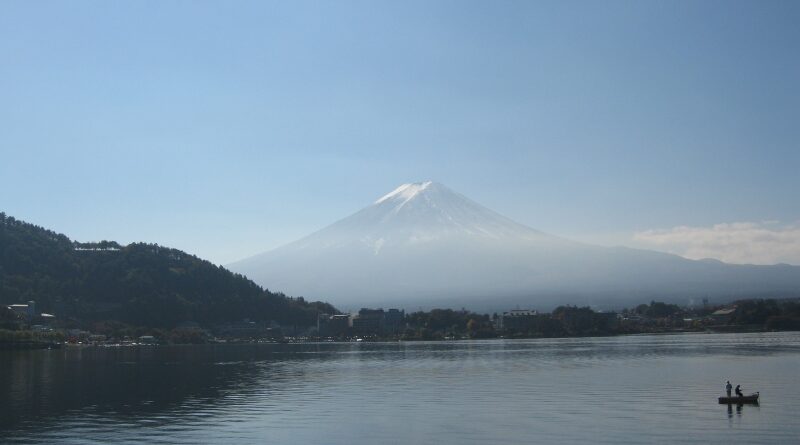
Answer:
1, 0, 798, 265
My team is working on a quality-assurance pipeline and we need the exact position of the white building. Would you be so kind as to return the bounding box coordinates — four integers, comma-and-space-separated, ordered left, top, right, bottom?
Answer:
9, 301, 36, 319
497, 309, 539, 330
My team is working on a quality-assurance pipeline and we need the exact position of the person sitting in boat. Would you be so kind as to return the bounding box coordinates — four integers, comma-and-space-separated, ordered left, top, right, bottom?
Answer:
735, 384, 743, 397
726, 381, 732, 397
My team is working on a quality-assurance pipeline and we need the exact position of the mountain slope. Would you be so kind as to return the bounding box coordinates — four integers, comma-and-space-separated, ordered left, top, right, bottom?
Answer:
229, 182, 800, 310
0, 212, 335, 328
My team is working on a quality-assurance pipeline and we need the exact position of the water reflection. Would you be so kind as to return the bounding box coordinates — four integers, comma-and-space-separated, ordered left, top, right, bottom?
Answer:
1, 332, 799, 444
727, 402, 757, 419
0, 344, 330, 429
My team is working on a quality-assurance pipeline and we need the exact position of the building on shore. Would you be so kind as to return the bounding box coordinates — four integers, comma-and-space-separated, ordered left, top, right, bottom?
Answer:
323, 314, 351, 337
9, 301, 36, 320
319, 308, 406, 337
352, 308, 385, 335
384, 308, 405, 334
710, 307, 737, 323
497, 309, 539, 331
214, 320, 279, 339
138, 335, 157, 344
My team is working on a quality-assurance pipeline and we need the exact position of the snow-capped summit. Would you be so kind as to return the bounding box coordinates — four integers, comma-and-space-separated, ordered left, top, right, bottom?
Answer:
229, 182, 800, 311
296, 181, 566, 250
375, 181, 433, 205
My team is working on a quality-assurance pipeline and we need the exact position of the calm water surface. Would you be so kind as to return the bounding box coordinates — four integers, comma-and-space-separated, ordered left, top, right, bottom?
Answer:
2, 332, 799, 444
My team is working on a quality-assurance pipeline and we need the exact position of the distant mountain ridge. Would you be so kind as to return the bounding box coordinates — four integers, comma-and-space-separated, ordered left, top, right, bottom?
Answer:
0, 212, 335, 328
229, 181, 800, 310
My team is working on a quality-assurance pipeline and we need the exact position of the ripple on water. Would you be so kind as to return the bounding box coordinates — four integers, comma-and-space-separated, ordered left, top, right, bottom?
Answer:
2, 332, 800, 444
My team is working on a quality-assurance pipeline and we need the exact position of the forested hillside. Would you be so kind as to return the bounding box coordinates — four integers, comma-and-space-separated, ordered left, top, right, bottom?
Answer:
0, 213, 336, 328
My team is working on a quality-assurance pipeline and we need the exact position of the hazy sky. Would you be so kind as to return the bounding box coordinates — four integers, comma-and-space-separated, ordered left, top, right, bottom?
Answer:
1, 0, 798, 265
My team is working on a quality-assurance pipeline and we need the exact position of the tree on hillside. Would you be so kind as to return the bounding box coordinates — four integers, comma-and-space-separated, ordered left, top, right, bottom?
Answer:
0, 212, 337, 329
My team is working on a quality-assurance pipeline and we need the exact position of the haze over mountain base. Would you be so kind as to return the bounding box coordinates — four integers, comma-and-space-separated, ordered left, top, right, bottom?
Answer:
230, 182, 800, 311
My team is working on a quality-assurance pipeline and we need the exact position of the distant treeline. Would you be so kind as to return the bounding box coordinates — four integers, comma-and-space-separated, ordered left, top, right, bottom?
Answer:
399, 299, 800, 341
621, 298, 800, 330
719, 299, 800, 330
401, 305, 618, 340
0, 212, 337, 330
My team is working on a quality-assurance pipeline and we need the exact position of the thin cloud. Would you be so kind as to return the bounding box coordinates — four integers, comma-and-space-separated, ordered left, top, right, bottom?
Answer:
633, 222, 800, 266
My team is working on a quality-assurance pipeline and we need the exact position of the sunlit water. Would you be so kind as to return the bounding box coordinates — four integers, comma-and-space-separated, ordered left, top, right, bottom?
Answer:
2, 332, 799, 444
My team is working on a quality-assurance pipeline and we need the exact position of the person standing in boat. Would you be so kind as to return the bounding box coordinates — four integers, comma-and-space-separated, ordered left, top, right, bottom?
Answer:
735, 384, 743, 397
726, 381, 732, 397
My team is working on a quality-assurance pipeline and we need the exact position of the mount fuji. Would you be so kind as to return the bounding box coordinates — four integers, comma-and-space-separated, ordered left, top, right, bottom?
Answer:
229, 182, 800, 310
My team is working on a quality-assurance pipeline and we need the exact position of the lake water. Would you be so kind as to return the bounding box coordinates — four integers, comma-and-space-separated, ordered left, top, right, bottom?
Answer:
2, 332, 799, 444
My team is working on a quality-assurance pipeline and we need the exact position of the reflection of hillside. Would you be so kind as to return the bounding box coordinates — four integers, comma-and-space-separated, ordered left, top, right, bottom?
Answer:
3, 335, 800, 444
0, 344, 338, 431
3, 337, 797, 433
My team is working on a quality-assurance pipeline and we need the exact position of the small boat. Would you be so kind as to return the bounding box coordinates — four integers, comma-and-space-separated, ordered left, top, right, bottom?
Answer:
718, 392, 759, 404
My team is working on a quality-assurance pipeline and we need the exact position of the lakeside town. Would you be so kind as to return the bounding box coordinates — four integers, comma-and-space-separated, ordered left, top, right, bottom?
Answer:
3, 297, 799, 348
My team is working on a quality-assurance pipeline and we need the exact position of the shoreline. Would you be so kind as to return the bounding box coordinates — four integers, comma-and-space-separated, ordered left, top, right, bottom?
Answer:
2, 326, 794, 350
